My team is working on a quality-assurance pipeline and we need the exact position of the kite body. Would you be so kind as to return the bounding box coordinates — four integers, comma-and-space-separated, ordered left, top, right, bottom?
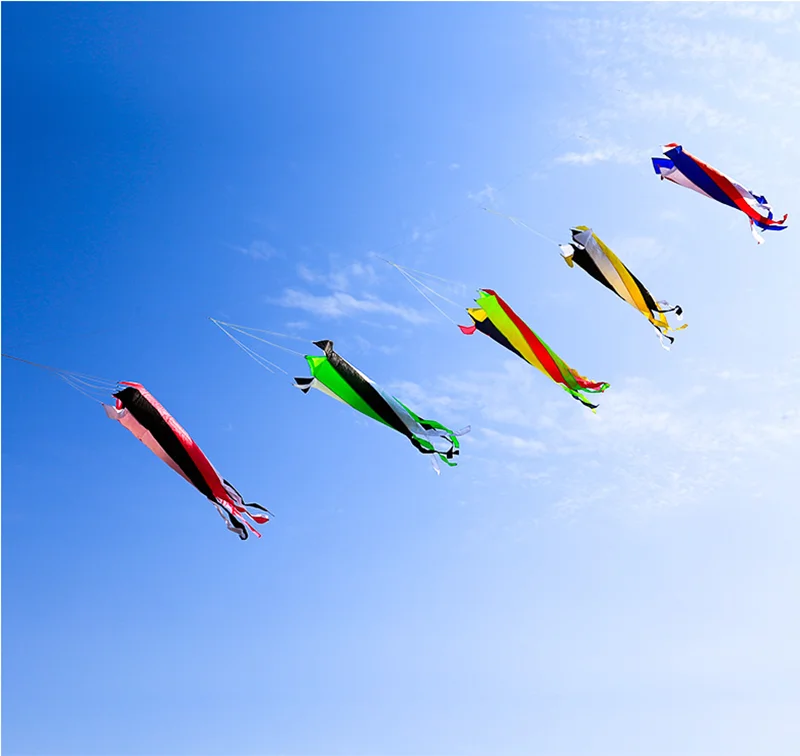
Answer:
294, 341, 468, 471
652, 142, 787, 243
459, 289, 609, 410
559, 226, 686, 348
104, 382, 269, 539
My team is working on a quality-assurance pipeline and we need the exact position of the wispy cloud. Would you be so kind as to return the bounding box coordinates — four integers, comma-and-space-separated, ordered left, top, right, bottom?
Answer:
351, 334, 399, 356
297, 261, 378, 292
556, 142, 644, 166
392, 353, 800, 513
409, 227, 435, 244
467, 184, 498, 207
604, 234, 669, 269
227, 239, 277, 261
449, 162, 461, 171
272, 289, 430, 324
675, 2, 795, 25
284, 320, 309, 331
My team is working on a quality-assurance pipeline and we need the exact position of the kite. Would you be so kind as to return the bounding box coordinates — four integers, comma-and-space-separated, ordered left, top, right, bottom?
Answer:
105, 382, 270, 539
1, 353, 268, 539
294, 340, 469, 472
559, 226, 686, 349
458, 289, 609, 410
652, 142, 788, 243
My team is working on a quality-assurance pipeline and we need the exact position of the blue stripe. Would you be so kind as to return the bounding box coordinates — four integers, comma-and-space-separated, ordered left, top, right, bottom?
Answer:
651, 157, 673, 175
754, 219, 788, 231
664, 145, 738, 210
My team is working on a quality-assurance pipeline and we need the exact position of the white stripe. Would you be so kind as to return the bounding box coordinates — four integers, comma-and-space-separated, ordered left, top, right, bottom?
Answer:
573, 230, 638, 309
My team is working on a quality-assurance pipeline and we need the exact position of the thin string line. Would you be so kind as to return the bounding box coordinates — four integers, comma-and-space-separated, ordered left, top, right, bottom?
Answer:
393, 266, 461, 327
368, 131, 588, 260
482, 208, 561, 247
210, 319, 310, 344
373, 256, 468, 291
210, 320, 290, 375
2, 352, 118, 385
219, 323, 307, 359
395, 266, 466, 310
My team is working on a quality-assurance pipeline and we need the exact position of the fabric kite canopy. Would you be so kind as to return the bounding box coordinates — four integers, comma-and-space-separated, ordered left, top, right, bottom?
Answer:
652, 142, 788, 244
294, 340, 469, 473
559, 226, 686, 348
459, 289, 609, 410
105, 382, 269, 539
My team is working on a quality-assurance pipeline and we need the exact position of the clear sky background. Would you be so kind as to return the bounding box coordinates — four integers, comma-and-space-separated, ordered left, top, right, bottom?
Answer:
3, 2, 800, 755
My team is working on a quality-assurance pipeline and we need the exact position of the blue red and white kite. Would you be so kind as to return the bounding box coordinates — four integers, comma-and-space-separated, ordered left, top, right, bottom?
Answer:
652, 142, 787, 244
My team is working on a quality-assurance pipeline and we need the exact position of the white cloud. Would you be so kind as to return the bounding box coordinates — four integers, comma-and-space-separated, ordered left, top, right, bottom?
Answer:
351, 334, 399, 356
605, 234, 668, 269
556, 143, 644, 166
391, 350, 800, 514
678, 2, 794, 25
297, 261, 378, 292
284, 320, 309, 331
228, 239, 277, 261
449, 162, 461, 171
467, 184, 498, 207
272, 289, 430, 324
480, 427, 547, 458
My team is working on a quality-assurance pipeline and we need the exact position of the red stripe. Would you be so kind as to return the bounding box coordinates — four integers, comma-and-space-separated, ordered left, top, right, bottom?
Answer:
120, 381, 233, 508
682, 148, 780, 225
483, 290, 565, 384
459, 323, 477, 334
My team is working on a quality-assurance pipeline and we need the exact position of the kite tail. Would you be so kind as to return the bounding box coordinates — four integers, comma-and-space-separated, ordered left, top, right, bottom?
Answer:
215, 480, 272, 539
654, 326, 676, 351
568, 368, 610, 394
752, 212, 788, 231
212, 499, 260, 540
564, 386, 600, 413
563, 370, 609, 412
751, 214, 788, 243
654, 300, 684, 320
410, 423, 470, 471
650, 301, 688, 339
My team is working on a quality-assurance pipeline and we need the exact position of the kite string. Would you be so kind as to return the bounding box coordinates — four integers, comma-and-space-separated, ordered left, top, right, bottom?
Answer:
369, 130, 587, 259
224, 330, 282, 375
373, 256, 468, 291
58, 374, 111, 404
394, 266, 465, 310
392, 265, 462, 327
210, 319, 310, 344
1, 352, 119, 386
217, 322, 306, 359
482, 207, 562, 247
211, 320, 290, 375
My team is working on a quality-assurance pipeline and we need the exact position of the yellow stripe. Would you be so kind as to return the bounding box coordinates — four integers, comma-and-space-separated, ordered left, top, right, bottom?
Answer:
477, 296, 551, 379
577, 226, 669, 331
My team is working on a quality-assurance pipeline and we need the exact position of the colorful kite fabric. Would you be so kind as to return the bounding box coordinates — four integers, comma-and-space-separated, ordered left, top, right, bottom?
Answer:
559, 226, 687, 348
652, 142, 788, 244
294, 340, 469, 472
104, 382, 269, 539
458, 289, 609, 410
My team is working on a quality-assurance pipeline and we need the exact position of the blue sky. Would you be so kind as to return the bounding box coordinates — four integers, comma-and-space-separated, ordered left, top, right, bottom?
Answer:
3, 2, 800, 755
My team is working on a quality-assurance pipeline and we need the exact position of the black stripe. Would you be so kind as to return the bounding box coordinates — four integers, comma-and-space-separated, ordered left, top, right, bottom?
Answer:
114, 387, 216, 502
313, 341, 414, 440
223, 478, 269, 515
625, 268, 659, 313
570, 248, 624, 300
572, 248, 660, 315
471, 313, 527, 362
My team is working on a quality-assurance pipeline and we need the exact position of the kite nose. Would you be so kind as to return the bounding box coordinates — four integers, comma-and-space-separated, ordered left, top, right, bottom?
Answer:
313, 340, 334, 354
